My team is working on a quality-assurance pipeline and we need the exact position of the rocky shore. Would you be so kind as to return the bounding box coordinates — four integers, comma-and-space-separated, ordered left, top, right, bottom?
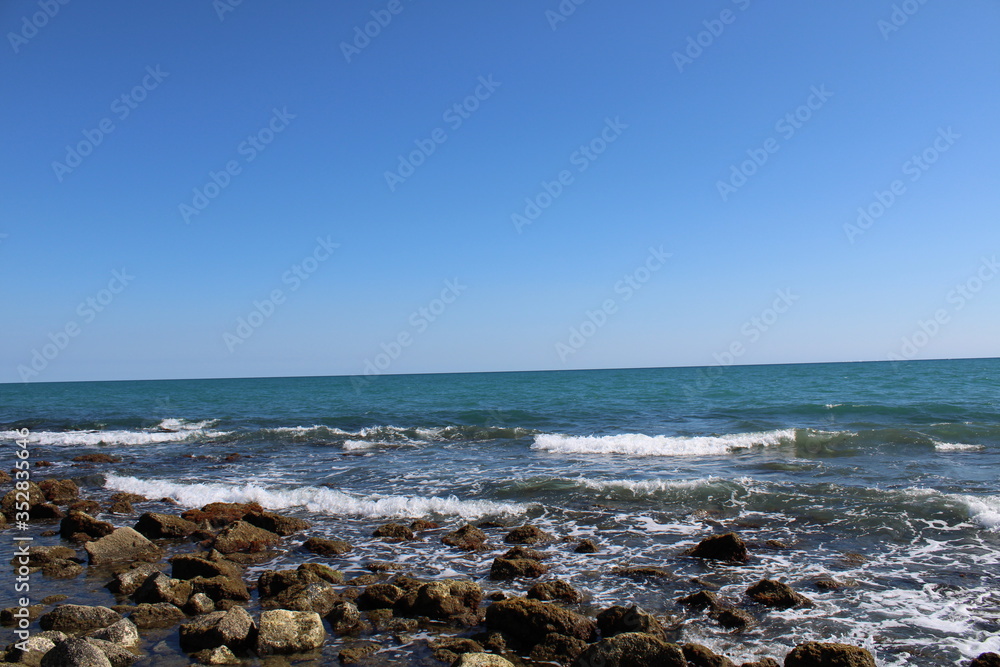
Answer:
2, 463, 998, 667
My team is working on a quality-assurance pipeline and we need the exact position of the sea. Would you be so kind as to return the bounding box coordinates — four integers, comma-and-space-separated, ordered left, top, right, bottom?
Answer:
1, 358, 998, 665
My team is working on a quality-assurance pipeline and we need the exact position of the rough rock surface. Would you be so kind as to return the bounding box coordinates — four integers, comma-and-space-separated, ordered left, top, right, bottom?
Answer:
527, 579, 581, 603
689, 532, 749, 563
784, 642, 876, 667
39, 478, 80, 504
301, 536, 352, 556
490, 557, 548, 580
60, 511, 114, 541
745, 579, 812, 609
133, 512, 200, 539
178, 607, 255, 652
211, 520, 281, 554
39, 605, 121, 634
503, 525, 553, 544
442, 524, 488, 551
243, 510, 310, 536
255, 609, 326, 654
39, 638, 113, 667
85, 527, 161, 565
485, 598, 596, 647
373, 522, 414, 540
596, 604, 667, 639
128, 602, 186, 629
571, 632, 686, 667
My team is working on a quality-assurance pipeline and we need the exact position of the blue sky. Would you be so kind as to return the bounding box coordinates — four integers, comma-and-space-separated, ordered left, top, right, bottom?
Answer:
2, 1, 998, 383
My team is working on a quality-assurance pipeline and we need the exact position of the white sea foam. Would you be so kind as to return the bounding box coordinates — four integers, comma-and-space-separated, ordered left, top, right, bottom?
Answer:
933, 441, 985, 452
531, 429, 797, 457
0, 426, 228, 446
574, 476, 734, 495
105, 475, 526, 519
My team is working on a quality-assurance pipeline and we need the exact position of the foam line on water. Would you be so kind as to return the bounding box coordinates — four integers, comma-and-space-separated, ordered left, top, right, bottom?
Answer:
531, 428, 799, 457
105, 475, 527, 519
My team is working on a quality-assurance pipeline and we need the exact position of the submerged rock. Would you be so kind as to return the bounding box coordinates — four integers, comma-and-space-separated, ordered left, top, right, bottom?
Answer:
373, 522, 414, 540
301, 536, 352, 556
128, 602, 186, 629
189, 645, 240, 665
745, 579, 812, 609
574, 538, 599, 553
676, 590, 722, 611
708, 607, 753, 631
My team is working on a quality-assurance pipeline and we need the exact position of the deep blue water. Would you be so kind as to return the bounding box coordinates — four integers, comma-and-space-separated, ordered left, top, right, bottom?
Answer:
1, 359, 998, 664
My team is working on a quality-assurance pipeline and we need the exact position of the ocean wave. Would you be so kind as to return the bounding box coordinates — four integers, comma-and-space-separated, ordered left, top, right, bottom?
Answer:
0, 422, 229, 446
900, 487, 1000, 531
531, 428, 800, 457
264, 424, 535, 446
933, 441, 985, 452
104, 475, 526, 519
574, 476, 740, 494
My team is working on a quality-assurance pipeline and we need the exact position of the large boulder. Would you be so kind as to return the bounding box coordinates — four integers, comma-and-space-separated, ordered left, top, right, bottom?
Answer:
60, 511, 114, 541
784, 642, 876, 667
84, 527, 161, 565
745, 580, 812, 609
189, 575, 250, 602
211, 520, 281, 554
264, 582, 340, 615
689, 533, 749, 563
971, 654, 1000, 667
133, 512, 200, 539
485, 598, 596, 648
356, 584, 404, 610
128, 603, 186, 629
39, 638, 113, 667
106, 563, 162, 596
1, 481, 45, 516
400, 579, 483, 625
87, 618, 140, 648
442, 524, 488, 551
255, 609, 326, 655
490, 557, 547, 580
682, 642, 735, 667
39, 605, 121, 634
170, 552, 242, 581
181, 502, 263, 527
527, 579, 581, 603
373, 522, 414, 540
326, 601, 362, 635
571, 632, 686, 667
503, 525, 552, 544
132, 573, 192, 607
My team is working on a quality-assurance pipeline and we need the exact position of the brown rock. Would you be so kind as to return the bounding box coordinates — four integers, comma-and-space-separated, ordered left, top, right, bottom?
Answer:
442, 524, 488, 551
39, 478, 79, 504
170, 552, 243, 581
739, 659, 780, 667
85, 527, 162, 565
503, 545, 548, 560
185, 593, 216, 616
72, 453, 121, 463
302, 536, 352, 556
571, 632, 686, 667
677, 590, 722, 611
745, 579, 812, 609
356, 583, 404, 610
485, 597, 597, 647
128, 602, 186, 629
530, 632, 589, 663
39, 604, 121, 634
429, 637, 484, 663
255, 609, 325, 655
60, 511, 115, 541
613, 565, 676, 580
399, 579, 483, 625
1, 481, 45, 516
134, 512, 200, 539
43, 558, 84, 579
490, 557, 548, 580
133, 572, 193, 607
574, 538, 598, 553
709, 607, 753, 631
527, 579, 581, 603
373, 522, 414, 540
410, 518, 439, 531
189, 575, 250, 602
596, 604, 668, 640
110, 492, 146, 504
503, 524, 552, 544
181, 502, 263, 527
179, 607, 255, 652
339, 641, 383, 664
243, 510, 310, 536
784, 642, 876, 667
211, 520, 281, 554
1, 604, 43, 625
106, 563, 163, 596
690, 532, 749, 563
298, 562, 343, 584
68, 499, 102, 514
107, 500, 133, 514
683, 642, 735, 667
327, 600, 362, 634
971, 654, 1000, 667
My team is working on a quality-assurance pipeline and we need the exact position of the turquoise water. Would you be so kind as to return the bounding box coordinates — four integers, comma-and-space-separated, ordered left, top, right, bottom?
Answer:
2, 359, 998, 664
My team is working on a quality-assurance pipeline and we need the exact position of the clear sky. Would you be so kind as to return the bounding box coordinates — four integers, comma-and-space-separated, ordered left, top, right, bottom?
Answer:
2, 1, 998, 383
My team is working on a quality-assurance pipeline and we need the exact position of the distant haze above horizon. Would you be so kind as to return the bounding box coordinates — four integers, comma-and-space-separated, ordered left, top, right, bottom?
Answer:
2, 2, 997, 383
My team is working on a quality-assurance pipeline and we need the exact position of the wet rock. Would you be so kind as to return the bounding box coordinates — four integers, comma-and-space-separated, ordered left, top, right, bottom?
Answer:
485, 598, 596, 647
373, 522, 414, 540
30, 502, 65, 520
178, 607, 255, 652
255, 609, 325, 655
170, 552, 242, 581
571, 632, 686, 667
181, 502, 263, 528
745, 579, 812, 609
400, 579, 483, 625
676, 590, 722, 611
39, 604, 121, 634
6, 633, 57, 663
85, 527, 161, 565
339, 641, 382, 664
2, 481, 46, 516
110, 492, 145, 504
527, 579, 581, 603
346, 573, 380, 586
106, 563, 162, 596
503, 545, 548, 560
429, 637, 484, 663
39, 638, 113, 667
812, 576, 858, 590
784, 642, 876, 667
0, 469, 10, 483
490, 557, 547, 580
410, 518, 439, 531
42, 595, 69, 605
72, 454, 121, 463
189, 575, 250, 602
452, 655, 515, 667
133, 573, 192, 607
971, 654, 1000, 667
243, 510, 310, 536
134, 512, 200, 539
596, 604, 667, 639
503, 525, 552, 544
266, 582, 340, 615
128, 603, 186, 629
302, 536, 352, 556
88, 618, 139, 648
683, 642, 735, 667
185, 593, 216, 616
327, 601, 362, 634
42, 558, 83, 580
530, 632, 588, 663
356, 584, 404, 610
365, 607, 417, 633
709, 607, 753, 631
442, 524, 488, 551
17, 545, 77, 567
60, 512, 114, 542
2, 604, 43, 625
211, 520, 281, 554
68, 500, 102, 515
689, 533, 749, 563
298, 562, 343, 584
189, 645, 240, 665
87, 636, 140, 666
574, 538, 598, 553
106, 500, 133, 515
